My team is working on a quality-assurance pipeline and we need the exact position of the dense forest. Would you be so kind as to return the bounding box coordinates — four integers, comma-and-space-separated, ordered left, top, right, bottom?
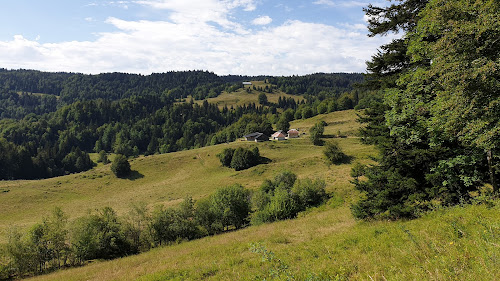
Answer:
352, 0, 499, 219
0, 70, 365, 180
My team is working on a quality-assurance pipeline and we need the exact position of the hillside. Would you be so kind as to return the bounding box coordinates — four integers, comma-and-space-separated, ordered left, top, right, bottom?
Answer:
28, 200, 500, 280
0, 110, 367, 243
1, 109, 498, 280
183, 80, 305, 109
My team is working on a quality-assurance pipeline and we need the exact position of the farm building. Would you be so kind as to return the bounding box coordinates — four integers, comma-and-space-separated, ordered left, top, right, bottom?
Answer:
271, 131, 286, 141
243, 132, 268, 142
242, 82, 252, 86
287, 129, 299, 138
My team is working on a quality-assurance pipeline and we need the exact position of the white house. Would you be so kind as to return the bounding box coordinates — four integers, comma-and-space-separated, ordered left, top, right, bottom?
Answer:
271, 131, 286, 141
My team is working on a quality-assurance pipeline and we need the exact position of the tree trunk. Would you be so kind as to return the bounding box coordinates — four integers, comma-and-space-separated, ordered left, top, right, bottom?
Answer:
486, 149, 498, 193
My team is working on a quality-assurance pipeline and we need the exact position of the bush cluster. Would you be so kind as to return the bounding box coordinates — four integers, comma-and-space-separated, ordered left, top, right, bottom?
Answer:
323, 141, 347, 165
2, 173, 328, 279
252, 171, 328, 225
111, 154, 131, 178
309, 121, 325, 146
2, 185, 252, 279
217, 147, 261, 171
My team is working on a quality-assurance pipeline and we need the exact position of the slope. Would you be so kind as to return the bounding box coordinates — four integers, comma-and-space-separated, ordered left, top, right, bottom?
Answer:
0, 110, 367, 243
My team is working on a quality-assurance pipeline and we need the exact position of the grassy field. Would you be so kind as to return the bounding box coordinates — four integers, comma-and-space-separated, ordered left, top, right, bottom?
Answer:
0, 110, 365, 243
27, 197, 500, 280
3, 109, 499, 280
181, 81, 304, 109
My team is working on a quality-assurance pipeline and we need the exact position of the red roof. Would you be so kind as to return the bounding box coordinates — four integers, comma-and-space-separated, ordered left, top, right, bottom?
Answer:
272, 131, 286, 138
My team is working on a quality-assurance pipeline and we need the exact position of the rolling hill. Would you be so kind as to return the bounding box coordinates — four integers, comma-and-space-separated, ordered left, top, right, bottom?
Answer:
1, 109, 498, 280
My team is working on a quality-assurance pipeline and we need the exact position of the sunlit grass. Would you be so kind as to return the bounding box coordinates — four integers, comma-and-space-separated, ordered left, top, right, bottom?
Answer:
181, 80, 304, 109
3, 109, 497, 280
28, 201, 500, 281
0, 110, 367, 243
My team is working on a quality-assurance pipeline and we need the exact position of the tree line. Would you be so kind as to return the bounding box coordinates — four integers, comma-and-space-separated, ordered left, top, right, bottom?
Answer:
1, 171, 328, 279
0, 69, 368, 180
352, 0, 499, 219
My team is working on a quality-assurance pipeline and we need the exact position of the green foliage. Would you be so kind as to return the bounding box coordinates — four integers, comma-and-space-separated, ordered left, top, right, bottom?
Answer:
150, 204, 198, 246
211, 113, 274, 145
353, 0, 499, 219
276, 117, 291, 132
5, 208, 70, 277
251, 172, 328, 225
218, 147, 261, 171
71, 207, 131, 261
258, 93, 268, 105
122, 202, 152, 253
195, 197, 222, 235
309, 122, 325, 146
216, 148, 235, 167
323, 141, 347, 165
97, 150, 109, 164
111, 154, 131, 178
209, 184, 251, 230
292, 179, 328, 210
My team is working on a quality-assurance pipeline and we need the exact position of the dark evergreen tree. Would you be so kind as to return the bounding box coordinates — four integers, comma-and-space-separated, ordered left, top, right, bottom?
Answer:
111, 154, 131, 178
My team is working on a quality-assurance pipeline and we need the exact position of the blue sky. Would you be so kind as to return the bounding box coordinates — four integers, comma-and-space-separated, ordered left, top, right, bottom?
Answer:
0, 0, 394, 75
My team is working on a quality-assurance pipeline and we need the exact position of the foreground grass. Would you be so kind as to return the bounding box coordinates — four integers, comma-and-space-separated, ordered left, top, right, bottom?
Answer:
3, 109, 498, 280
28, 201, 500, 280
0, 110, 365, 243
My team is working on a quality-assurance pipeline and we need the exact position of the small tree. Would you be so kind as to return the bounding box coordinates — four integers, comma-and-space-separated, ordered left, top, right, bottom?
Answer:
111, 154, 131, 178
324, 141, 347, 164
309, 122, 325, 146
258, 93, 268, 105
217, 148, 235, 167
276, 117, 290, 132
209, 184, 251, 230
98, 150, 109, 164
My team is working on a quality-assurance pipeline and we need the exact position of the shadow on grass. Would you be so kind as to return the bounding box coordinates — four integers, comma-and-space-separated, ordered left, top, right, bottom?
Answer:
126, 170, 144, 180
330, 155, 354, 165
259, 156, 272, 164
323, 134, 348, 139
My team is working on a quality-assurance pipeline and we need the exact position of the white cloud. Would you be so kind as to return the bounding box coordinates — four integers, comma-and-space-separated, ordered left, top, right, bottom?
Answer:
313, 0, 368, 7
135, 0, 256, 32
252, 16, 272, 26
0, 16, 396, 75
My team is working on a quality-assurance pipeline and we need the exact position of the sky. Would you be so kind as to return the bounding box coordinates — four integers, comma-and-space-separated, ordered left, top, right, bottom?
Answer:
0, 0, 396, 75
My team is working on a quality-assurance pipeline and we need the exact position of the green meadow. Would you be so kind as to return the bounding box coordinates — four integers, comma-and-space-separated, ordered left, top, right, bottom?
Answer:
0, 110, 364, 243
1, 109, 498, 280
182, 80, 304, 109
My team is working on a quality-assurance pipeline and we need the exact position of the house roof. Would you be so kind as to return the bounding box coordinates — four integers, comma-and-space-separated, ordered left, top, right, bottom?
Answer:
287, 129, 299, 134
272, 131, 286, 138
243, 132, 263, 138
242, 82, 252, 85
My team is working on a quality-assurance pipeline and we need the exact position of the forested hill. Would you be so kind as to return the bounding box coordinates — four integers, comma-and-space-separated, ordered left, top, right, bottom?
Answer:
0, 69, 366, 180
0, 69, 363, 120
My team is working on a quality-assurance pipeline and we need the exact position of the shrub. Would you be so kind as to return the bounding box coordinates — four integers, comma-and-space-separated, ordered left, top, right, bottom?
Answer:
324, 141, 347, 164
98, 150, 109, 164
195, 198, 222, 235
292, 178, 328, 210
217, 148, 235, 167
71, 207, 131, 261
209, 184, 251, 230
251, 171, 328, 225
111, 154, 131, 178
309, 122, 325, 146
218, 147, 261, 171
